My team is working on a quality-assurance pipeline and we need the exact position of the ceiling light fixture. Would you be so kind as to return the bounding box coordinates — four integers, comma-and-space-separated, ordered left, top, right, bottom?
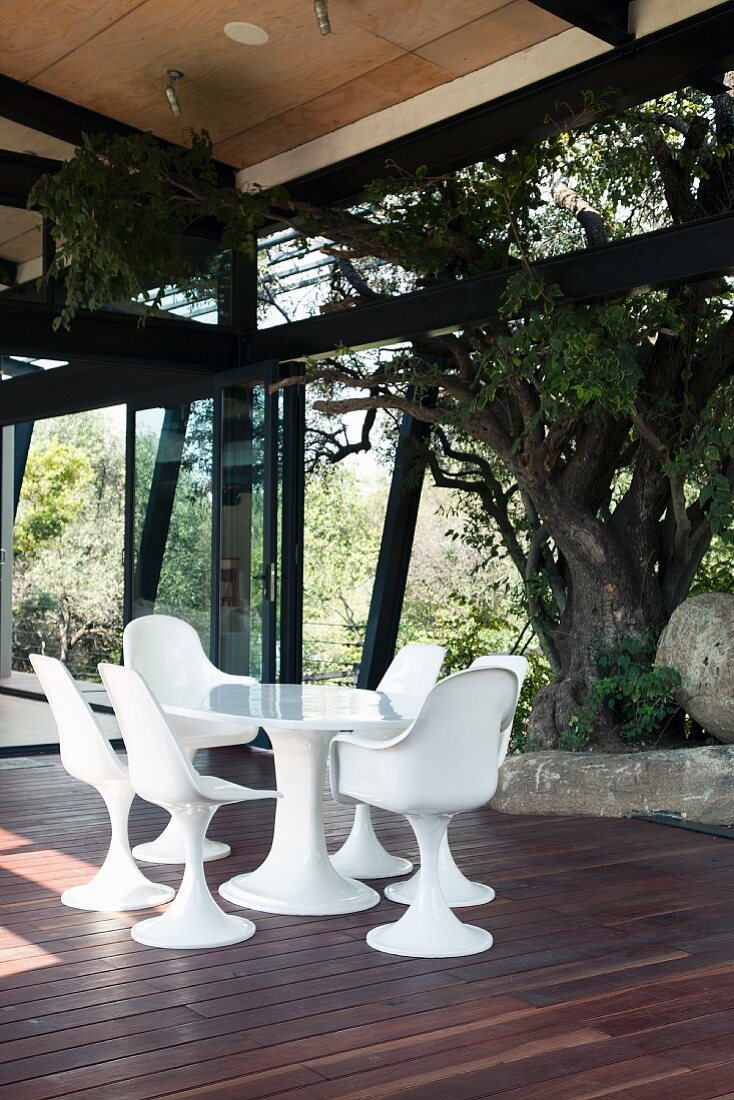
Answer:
224, 21, 269, 45
164, 69, 184, 117
314, 0, 332, 36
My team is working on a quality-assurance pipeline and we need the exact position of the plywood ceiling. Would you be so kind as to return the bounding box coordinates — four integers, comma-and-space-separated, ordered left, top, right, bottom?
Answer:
0, 208, 42, 264
0, 1, 568, 170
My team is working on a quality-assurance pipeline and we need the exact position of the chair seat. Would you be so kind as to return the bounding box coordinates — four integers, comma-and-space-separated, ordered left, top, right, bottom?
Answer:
196, 774, 265, 800
177, 725, 259, 751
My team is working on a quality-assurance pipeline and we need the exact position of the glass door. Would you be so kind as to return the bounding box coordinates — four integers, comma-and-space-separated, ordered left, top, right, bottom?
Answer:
0, 427, 13, 677
129, 397, 215, 650
218, 382, 273, 679
126, 361, 302, 687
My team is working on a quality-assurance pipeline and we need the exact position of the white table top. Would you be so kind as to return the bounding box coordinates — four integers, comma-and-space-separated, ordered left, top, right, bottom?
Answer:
164, 682, 421, 732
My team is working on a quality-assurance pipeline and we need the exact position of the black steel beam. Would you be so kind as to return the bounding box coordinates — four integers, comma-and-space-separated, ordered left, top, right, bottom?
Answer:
285, 3, 734, 206
0, 300, 237, 371
529, 1, 632, 47
132, 404, 190, 610
358, 410, 430, 690
13, 421, 32, 515
0, 259, 17, 286
0, 361, 210, 427
0, 73, 236, 186
244, 212, 734, 363
279, 367, 305, 684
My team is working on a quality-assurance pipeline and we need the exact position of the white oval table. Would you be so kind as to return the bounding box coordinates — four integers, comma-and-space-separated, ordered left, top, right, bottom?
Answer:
163, 683, 420, 916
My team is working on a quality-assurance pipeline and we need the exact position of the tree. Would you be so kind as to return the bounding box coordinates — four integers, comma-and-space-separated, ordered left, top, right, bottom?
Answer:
287, 89, 734, 749
302, 465, 386, 679
29, 84, 734, 746
13, 413, 125, 676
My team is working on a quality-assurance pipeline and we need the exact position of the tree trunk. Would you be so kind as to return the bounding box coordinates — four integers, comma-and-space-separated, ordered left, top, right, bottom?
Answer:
527, 503, 663, 751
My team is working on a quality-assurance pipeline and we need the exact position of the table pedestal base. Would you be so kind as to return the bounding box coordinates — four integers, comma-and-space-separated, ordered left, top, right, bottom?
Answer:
219, 725, 380, 916
220, 869, 378, 916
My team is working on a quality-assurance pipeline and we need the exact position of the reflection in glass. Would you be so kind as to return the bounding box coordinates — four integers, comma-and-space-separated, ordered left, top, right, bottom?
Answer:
132, 400, 213, 651
219, 387, 265, 678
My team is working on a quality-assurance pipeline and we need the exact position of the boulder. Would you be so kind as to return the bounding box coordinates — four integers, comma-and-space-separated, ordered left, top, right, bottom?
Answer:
491, 746, 734, 825
656, 592, 734, 742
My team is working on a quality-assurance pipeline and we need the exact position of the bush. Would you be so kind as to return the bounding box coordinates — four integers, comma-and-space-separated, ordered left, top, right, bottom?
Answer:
567, 633, 682, 750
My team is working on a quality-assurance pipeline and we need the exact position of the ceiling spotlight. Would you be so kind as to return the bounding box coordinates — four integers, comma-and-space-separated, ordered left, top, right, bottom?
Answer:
224, 21, 269, 45
314, 0, 332, 36
164, 69, 184, 117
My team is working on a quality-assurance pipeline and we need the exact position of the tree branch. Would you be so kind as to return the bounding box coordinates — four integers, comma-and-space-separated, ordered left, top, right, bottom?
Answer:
551, 177, 609, 247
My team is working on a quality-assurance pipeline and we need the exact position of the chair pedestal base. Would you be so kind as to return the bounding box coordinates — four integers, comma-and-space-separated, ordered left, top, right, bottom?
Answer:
330, 804, 413, 880
367, 920, 492, 959
63, 783, 175, 912
132, 910, 255, 949
132, 805, 251, 949
133, 817, 230, 865
133, 744, 231, 864
385, 832, 495, 908
61, 875, 173, 913
366, 813, 494, 959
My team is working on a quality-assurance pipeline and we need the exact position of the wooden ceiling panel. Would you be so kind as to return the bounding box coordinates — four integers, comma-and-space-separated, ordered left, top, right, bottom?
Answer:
216, 52, 451, 169
0, 208, 42, 262
336, 0, 513, 52
417, 1, 569, 76
32, 0, 403, 148
0, 1, 572, 168
0, 118, 74, 160
1, 228, 43, 264
0, 1, 147, 82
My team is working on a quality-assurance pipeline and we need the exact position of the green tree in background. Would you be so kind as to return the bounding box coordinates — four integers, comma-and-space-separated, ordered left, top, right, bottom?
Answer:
13, 412, 125, 677
302, 465, 385, 679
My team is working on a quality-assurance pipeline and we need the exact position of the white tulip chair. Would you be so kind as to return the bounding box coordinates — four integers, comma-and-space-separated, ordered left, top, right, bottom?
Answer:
100, 663, 279, 949
385, 654, 528, 909
123, 614, 260, 864
29, 654, 175, 913
330, 643, 446, 880
330, 666, 519, 958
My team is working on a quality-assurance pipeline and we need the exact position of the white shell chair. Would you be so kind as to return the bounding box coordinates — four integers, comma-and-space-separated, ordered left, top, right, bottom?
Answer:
100, 663, 279, 949
385, 654, 528, 909
29, 654, 174, 913
330, 643, 446, 880
330, 665, 519, 958
123, 614, 260, 864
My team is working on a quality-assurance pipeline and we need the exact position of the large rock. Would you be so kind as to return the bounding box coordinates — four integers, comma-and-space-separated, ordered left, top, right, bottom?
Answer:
656, 592, 734, 742
491, 747, 734, 825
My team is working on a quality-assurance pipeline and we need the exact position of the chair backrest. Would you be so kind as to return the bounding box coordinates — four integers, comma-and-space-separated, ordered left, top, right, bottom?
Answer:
393, 666, 519, 814
29, 654, 126, 787
123, 614, 214, 702
377, 644, 446, 700
471, 652, 528, 717
99, 663, 203, 807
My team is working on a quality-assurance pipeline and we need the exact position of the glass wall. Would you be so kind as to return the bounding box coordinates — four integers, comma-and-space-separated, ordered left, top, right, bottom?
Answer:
219, 386, 266, 678
12, 408, 125, 679
132, 400, 214, 651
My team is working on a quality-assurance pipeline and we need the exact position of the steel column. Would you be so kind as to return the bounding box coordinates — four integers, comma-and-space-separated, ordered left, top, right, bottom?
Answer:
358, 410, 431, 690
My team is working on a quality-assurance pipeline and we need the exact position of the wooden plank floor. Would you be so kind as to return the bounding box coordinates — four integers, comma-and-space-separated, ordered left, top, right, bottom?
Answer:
1, 748, 734, 1099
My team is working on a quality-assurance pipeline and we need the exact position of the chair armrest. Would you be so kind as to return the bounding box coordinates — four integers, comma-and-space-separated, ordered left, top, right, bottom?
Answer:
331, 728, 410, 752
328, 726, 411, 805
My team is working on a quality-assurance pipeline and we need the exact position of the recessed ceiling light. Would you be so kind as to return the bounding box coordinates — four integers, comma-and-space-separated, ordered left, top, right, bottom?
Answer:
224, 22, 269, 46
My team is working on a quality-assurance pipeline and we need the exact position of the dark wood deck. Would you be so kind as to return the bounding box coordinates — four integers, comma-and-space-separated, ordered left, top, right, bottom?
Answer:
1, 748, 734, 1100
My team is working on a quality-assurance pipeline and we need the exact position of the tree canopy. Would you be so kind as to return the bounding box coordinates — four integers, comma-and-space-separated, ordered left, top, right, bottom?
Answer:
28, 82, 734, 746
